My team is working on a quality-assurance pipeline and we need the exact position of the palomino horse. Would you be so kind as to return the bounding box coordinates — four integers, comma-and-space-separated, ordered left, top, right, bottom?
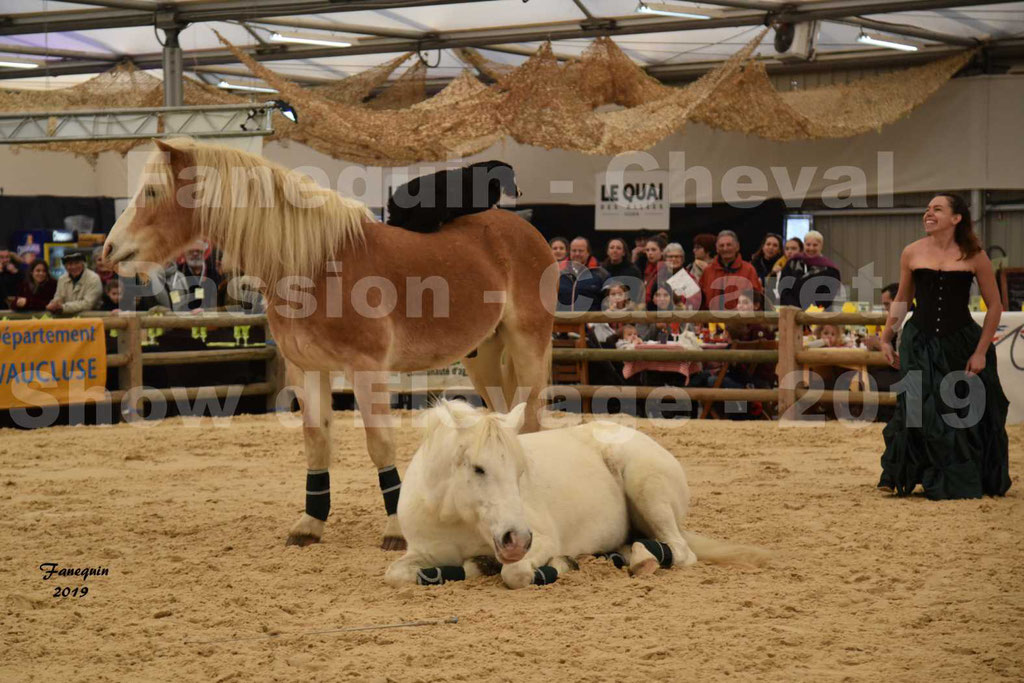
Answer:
102, 138, 556, 548
385, 400, 770, 589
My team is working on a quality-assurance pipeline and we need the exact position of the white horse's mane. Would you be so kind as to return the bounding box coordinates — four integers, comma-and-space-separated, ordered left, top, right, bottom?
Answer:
423, 400, 527, 473
145, 138, 373, 287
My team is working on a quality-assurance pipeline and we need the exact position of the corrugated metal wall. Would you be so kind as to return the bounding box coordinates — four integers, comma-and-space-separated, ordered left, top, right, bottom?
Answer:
814, 214, 922, 296
987, 209, 1024, 267
812, 205, 1024, 304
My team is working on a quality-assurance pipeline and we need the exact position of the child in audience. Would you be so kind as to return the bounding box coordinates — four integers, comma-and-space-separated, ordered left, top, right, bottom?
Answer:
100, 278, 122, 312
817, 323, 851, 348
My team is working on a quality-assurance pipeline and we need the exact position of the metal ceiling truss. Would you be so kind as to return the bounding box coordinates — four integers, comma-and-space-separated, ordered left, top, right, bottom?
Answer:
0, 102, 276, 143
0, 0, 1018, 83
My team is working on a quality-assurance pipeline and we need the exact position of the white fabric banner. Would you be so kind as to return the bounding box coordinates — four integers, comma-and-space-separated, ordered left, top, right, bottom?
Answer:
978, 311, 1024, 425
594, 170, 668, 231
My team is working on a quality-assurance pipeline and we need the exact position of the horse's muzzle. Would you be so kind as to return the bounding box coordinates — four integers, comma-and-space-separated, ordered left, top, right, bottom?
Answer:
495, 529, 532, 564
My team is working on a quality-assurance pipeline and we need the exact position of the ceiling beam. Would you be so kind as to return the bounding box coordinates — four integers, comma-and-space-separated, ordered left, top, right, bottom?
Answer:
2, 0, 1022, 37
60, 0, 157, 9
0, 42, 120, 61
0, 0, 1017, 81
834, 16, 980, 47
0, 1, 496, 35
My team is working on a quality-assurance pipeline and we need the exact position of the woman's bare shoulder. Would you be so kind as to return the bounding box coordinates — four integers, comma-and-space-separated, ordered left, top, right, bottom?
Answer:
900, 238, 929, 262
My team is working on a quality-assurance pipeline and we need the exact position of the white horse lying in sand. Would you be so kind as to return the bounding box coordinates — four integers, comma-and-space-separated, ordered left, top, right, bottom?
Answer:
385, 401, 769, 589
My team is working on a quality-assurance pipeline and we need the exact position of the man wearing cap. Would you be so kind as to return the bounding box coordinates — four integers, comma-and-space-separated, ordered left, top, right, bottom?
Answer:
46, 251, 103, 315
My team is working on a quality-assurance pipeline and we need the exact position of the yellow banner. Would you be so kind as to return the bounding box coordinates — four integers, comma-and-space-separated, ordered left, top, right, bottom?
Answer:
0, 318, 108, 410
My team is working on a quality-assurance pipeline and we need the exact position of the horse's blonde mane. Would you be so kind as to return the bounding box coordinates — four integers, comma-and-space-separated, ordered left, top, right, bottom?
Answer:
149, 138, 373, 287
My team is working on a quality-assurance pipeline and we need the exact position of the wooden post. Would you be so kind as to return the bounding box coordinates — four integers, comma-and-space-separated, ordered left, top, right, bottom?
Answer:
776, 306, 802, 420
117, 315, 143, 422
264, 321, 285, 412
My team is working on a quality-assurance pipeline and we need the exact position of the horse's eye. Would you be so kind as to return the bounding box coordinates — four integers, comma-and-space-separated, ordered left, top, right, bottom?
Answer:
473, 466, 485, 476
144, 186, 158, 199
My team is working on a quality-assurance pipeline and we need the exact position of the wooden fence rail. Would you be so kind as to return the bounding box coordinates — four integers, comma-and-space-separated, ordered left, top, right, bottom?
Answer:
4, 307, 896, 421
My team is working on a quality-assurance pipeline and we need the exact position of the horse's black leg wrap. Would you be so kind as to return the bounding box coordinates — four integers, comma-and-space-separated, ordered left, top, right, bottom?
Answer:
595, 552, 627, 569
378, 466, 402, 516
532, 566, 559, 585
638, 539, 674, 568
416, 566, 466, 586
305, 469, 330, 522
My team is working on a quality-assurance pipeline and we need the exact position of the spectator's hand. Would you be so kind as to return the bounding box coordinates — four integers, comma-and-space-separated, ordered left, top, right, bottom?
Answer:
863, 335, 882, 351
15, 297, 26, 308
965, 352, 986, 377
882, 341, 899, 370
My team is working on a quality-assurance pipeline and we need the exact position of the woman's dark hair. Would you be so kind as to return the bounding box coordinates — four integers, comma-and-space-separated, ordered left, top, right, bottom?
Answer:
650, 282, 675, 310
645, 235, 668, 251
785, 236, 804, 251
692, 233, 716, 256
549, 236, 569, 249
934, 192, 982, 260
602, 237, 629, 266
27, 259, 52, 281
753, 232, 784, 261
738, 288, 765, 311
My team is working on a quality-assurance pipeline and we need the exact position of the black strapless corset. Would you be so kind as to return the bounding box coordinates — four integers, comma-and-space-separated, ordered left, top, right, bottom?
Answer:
909, 268, 974, 337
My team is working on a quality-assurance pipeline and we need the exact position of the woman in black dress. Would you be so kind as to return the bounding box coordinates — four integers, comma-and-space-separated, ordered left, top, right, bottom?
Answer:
878, 193, 1010, 499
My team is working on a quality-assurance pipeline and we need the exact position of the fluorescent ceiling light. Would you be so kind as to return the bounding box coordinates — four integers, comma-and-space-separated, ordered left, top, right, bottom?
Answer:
217, 80, 278, 93
857, 31, 919, 52
269, 31, 352, 48
636, 1, 720, 20
0, 58, 40, 69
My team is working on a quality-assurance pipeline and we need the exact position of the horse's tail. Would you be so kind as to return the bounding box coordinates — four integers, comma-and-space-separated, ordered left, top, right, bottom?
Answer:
681, 530, 771, 568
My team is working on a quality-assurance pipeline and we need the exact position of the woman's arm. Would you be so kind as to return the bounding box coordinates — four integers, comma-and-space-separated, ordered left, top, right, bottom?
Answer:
880, 246, 916, 368
966, 252, 1002, 376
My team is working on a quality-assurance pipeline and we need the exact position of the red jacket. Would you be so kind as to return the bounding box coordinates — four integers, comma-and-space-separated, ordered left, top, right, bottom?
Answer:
13, 278, 57, 311
699, 255, 763, 310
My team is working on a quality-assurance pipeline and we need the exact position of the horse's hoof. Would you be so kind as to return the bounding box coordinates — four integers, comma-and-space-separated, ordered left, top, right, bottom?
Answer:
628, 542, 659, 576
629, 557, 659, 577
381, 536, 407, 551
286, 534, 320, 547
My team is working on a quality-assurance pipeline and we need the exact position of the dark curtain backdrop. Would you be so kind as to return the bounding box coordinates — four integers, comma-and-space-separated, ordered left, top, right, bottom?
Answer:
521, 199, 786, 262
0, 196, 116, 249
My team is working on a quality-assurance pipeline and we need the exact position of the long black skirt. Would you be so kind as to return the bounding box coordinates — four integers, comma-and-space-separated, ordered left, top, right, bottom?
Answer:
879, 320, 1011, 499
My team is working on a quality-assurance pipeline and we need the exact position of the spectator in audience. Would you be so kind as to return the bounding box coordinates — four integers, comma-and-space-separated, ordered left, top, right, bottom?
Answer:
777, 230, 841, 310
642, 236, 670, 306
864, 282, 900, 352
100, 278, 122, 312
751, 233, 784, 283
12, 260, 57, 312
644, 283, 681, 343
663, 243, 686, 275
698, 230, 763, 311
0, 249, 23, 307
631, 234, 650, 272
689, 233, 716, 281
662, 242, 702, 310
92, 246, 116, 286
46, 251, 102, 315
569, 237, 600, 269
816, 323, 851, 348
601, 237, 644, 303
725, 290, 772, 343
557, 242, 608, 312
178, 240, 220, 311
549, 237, 570, 270
772, 237, 803, 277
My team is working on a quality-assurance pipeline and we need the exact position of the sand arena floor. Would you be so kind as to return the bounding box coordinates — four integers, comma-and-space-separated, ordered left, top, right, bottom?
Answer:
1, 412, 1022, 682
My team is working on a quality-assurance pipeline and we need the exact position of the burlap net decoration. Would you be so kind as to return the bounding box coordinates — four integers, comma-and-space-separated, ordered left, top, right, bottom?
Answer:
0, 29, 972, 164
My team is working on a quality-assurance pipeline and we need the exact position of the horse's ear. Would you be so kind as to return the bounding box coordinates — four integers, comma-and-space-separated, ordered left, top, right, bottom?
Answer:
501, 402, 528, 435
153, 138, 191, 172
